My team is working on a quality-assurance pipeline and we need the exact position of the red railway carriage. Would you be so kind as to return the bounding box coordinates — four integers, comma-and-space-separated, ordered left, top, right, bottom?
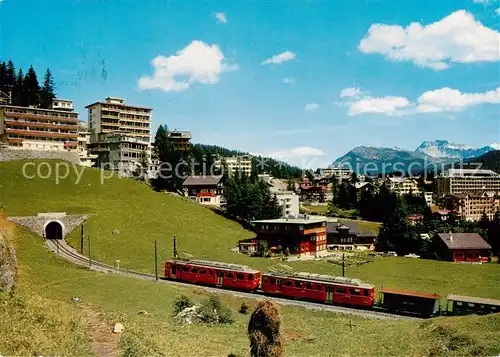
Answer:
164, 259, 261, 291
261, 271, 375, 308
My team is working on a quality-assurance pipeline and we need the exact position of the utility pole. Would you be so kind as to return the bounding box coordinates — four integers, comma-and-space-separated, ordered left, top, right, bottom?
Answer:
173, 235, 177, 259
88, 235, 91, 269
342, 253, 345, 277
80, 224, 84, 254
154, 240, 158, 281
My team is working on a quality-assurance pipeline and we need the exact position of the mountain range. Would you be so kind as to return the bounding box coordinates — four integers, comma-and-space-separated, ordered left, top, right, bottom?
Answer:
333, 140, 499, 174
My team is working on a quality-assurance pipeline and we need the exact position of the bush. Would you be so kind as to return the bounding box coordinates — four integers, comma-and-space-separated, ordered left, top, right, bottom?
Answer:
198, 294, 234, 324
172, 294, 193, 316
239, 302, 249, 315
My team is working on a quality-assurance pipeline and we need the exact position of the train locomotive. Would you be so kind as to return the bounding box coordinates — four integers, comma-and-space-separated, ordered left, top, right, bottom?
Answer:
164, 259, 500, 318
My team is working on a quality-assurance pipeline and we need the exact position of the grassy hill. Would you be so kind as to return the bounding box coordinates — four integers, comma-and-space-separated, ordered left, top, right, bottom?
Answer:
4, 217, 500, 356
1, 160, 499, 304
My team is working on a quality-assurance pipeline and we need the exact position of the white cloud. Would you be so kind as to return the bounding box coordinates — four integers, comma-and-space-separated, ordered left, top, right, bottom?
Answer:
496, 7, 500, 15
473, 0, 493, 3
261, 51, 296, 65
215, 12, 227, 24
282, 77, 296, 84
304, 103, 319, 111
342, 87, 500, 116
138, 40, 237, 92
347, 96, 411, 116
416, 87, 500, 112
358, 10, 500, 70
491, 143, 500, 150
340, 87, 363, 98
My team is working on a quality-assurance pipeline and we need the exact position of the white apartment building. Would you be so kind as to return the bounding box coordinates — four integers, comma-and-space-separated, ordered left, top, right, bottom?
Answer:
322, 167, 353, 180
385, 177, 421, 195
437, 169, 500, 197
86, 97, 152, 144
424, 192, 433, 207
214, 155, 252, 176
0, 100, 79, 151
272, 190, 300, 217
444, 192, 500, 221
77, 121, 97, 167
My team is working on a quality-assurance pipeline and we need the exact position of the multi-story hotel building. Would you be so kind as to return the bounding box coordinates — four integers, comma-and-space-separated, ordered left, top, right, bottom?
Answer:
437, 169, 500, 197
322, 167, 353, 180
0, 100, 79, 151
77, 121, 97, 167
86, 97, 152, 144
443, 192, 500, 221
214, 155, 253, 177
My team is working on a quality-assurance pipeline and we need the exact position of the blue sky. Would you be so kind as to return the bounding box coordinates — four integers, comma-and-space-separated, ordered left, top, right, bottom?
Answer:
1, 0, 499, 167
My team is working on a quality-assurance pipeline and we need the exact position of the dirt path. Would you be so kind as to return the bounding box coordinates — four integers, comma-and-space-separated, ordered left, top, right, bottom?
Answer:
81, 307, 121, 357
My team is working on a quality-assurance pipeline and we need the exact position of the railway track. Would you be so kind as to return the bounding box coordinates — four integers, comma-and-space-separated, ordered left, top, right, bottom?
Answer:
46, 239, 414, 320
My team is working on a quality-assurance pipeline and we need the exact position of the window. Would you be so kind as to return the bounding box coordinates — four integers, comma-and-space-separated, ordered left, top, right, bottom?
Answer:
270, 278, 276, 285
236, 273, 245, 280
284, 280, 293, 287
225, 272, 234, 278
350, 288, 361, 296
191, 267, 198, 273
336, 287, 347, 294
263, 277, 268, 283
364, 289, 371, 297
316, 284, 323, 290
295, 281, 302, 288
209, 270, 214, 276
468, 303, 475, 308
305, 282, 312, 289
248, 274, 254, 280
182, 266, 189, 272
199, 269, 206, 274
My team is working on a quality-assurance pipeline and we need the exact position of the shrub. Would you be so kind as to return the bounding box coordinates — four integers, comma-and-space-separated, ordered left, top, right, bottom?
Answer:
198, 294, 234, 324
172, 294, 193, 316
248, 300, 282, 357
239, 302, 249, 315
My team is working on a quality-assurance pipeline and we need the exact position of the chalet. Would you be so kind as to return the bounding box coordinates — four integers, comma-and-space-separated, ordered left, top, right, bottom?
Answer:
385, 177, 421, 196
297, 178, 327, 203
247, 216, 328, 256
436, 232, 491, 263
326, 221, 378, 250
182, 175, 224, 207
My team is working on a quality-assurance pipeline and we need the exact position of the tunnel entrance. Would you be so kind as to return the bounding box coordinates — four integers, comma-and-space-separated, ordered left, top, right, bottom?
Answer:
45, 221, 63, 240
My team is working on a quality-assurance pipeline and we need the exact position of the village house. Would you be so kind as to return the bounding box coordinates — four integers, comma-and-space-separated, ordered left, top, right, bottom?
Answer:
182, 175, 225, 207
241, 216, 328, 256
326, 221, 377, 250
435, 232, 491, 263
385, 177, 421, 196
297, 177, 327, 203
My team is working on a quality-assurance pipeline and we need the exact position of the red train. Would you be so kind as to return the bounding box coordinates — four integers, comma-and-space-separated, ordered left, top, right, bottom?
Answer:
163, 259, 500, 317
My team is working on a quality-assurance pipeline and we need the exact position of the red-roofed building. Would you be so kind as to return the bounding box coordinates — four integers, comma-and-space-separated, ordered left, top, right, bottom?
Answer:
297, 178, 327, 202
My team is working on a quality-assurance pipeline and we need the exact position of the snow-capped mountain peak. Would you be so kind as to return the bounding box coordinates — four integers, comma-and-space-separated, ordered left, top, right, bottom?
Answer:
415, 140, 493, 159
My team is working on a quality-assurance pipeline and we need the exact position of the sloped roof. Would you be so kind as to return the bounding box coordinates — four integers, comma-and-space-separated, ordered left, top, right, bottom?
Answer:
182, 175, 223, 186
437, 233, 491, 250
327, 221, 378, 237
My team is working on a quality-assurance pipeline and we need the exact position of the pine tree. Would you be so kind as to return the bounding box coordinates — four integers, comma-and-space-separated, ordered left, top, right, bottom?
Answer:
4, 60, 16, 95
23, 65, 40, 106
488, 211, 500, 256
39, 68, 56, 109
376, 196, 412, 254
12, 69, 24, 106
337, 183, 350, 209
0, 61, 6, 95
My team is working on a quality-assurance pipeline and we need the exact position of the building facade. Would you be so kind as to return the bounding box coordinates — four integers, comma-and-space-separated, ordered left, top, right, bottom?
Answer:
214, 155, 253, 177
250, 217, 328, 256
166, 130, 192, 151
437, 169, 500, 197
88, 132, 153, 176
326, 221, 377, 251
385, 177, 421, 195
322, 167, 353, 180
443, 192, 500, 221
86, 97, 152, 144
272, 190, 300, 217
182, 175, 225, 207
436, 232, 491, 263
0, 102, 79, 151
77, 121, 97, 167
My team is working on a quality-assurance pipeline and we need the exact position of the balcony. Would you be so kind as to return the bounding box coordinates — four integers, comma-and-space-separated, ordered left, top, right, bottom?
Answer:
6, 111, 79, 124
5, 120, 78, 131
6, 129, 78, 139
